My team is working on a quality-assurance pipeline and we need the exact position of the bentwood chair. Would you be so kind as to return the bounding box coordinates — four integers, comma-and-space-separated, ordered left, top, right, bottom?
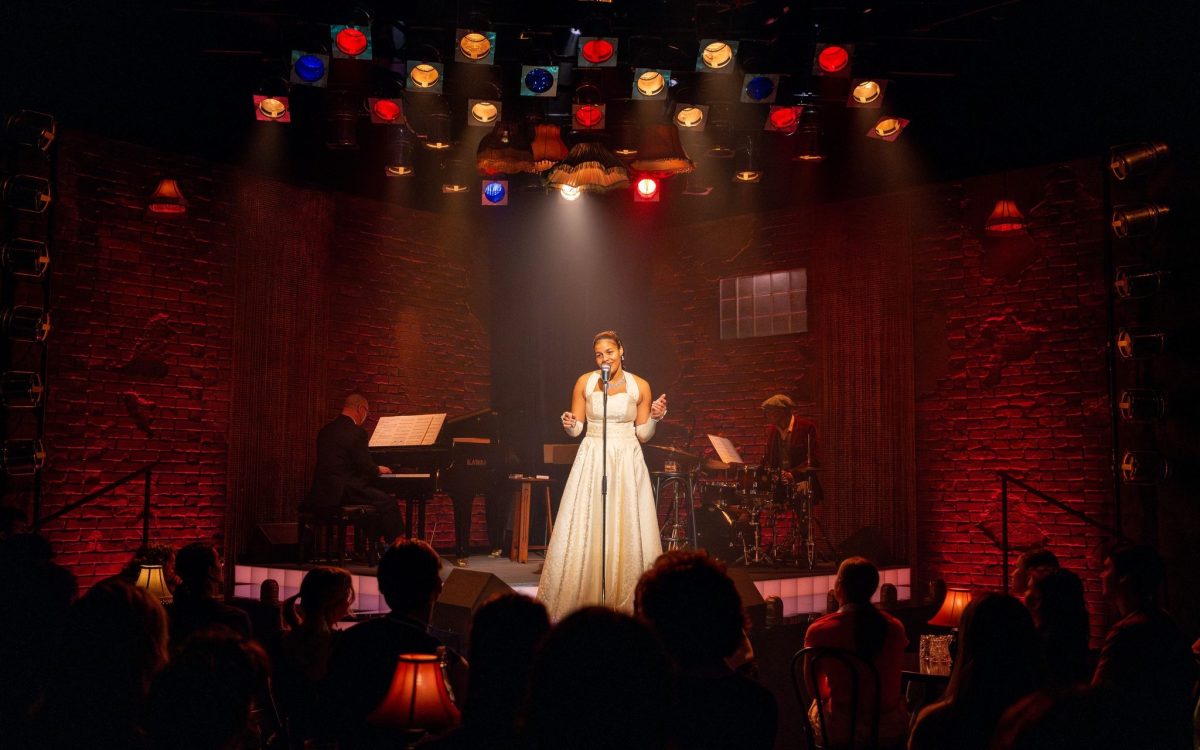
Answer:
791, 646, 882, 750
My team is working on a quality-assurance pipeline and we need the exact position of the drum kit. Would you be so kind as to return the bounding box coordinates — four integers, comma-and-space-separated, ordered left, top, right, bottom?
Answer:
649, 444, 822, 568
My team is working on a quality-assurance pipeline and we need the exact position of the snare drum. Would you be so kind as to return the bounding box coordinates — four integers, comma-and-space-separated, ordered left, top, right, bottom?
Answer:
737, 465, 774, 494
700, 481, 738, 507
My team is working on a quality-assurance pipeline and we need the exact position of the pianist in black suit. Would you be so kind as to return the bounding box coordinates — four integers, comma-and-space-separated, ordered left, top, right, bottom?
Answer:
309, 393, 405, 545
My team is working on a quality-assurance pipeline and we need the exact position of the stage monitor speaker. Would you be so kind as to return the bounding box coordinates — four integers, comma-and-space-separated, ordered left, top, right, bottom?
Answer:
431, 569, 514, 640
249, 522, 299, 562
727, 568, 767, 629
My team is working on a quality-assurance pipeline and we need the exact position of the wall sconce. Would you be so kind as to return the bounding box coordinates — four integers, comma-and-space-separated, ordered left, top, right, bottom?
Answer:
421, 101, 453, 150
1, 175, 52, 212
531, 124, 568, 172
1, 371, 43, 408
631, 123, 695, 178
1, 439, 45, 475
1109, 141, 1168, 181
792, 106, 825, 161
135, 564, 174, 604
440, 159, 472, 194
546, 142, 630, 195
2, 238, 50, 278
1121, 450, 1169, 484
1112, 203, 1169, 238
1118, 389, 1166, 422
733, 138, 761, 183
3, 306, 51, 342
147, 179, 188, 215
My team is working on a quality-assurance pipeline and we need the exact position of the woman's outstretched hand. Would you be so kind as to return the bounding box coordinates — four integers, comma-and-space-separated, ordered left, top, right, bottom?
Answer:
650, 394, 668, 420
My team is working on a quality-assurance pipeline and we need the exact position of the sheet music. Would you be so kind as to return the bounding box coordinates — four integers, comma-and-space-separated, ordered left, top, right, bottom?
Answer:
369, 414, 446, 447
706, 434, 744, 465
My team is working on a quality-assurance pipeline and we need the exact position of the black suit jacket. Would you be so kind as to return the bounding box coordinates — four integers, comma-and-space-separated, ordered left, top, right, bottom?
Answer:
309, 414, 380, 508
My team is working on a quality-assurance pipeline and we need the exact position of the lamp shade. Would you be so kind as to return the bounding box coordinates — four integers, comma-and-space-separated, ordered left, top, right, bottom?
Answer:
928, 588, 972, 627
476, 122, 535, 175
629, 123, 694, 177
148, 179, 188, 214
545, 141, 630, 193
985, 199, 1026, 234
368, 650, 460, 732
530, 124, 568, 172
135, 564, 173, 603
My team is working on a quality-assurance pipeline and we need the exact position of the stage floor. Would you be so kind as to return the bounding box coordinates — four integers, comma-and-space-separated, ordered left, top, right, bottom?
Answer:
235, 555, 912, 619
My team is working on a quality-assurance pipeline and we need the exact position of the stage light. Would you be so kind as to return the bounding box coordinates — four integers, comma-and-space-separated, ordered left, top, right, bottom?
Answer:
1114, 267, 1165, 299
765, 106, 800, 134
792, 106, 825, 161
1116, 329, 1165, 358
408, 62, 444, 93
3, 110, 56, 151
1119, 389, 1166, 422
697, 40, 737, 71
2, 238, 49, 278
147, 178, 188, 215
1109, 142, 1168, 181
579, 37, 618, 67
368, 98, 404, 125
634, 177, 659, 202
734, 139, 761, 183
332, 25, 372, 60
456, 30, 496, 64
683, 170, 713, 196
290, 52, 329, 87
325, 90, 359, 149
1112, 204, 1169, 238
0, 371, 43, 408
1121, 450, 1168, 484
867, 116, 909, 142
253, 94, 290, 123
532, 124, 568, 172
631, 124, 694, 177
560, 185, 582, 201
3, 305, 50, 342
706, 104, 735, 158
572, 83, 606, 131
985, 200, 1026, 234
482, 180, 508, 205
546, 141, 630, 194
0, 439, 45, 476
521, 66, 559, 97
477, 122, 535, 175
848, 79, 886, 107
741, 74, 779, 103
441, 159, 471, 194
468, 99, 501, 126
1, 175, 51, 212
423, 103, 453, 150
611, 117, 640, 157
674, 104, 708, 130
384, 122, 417, 176
633, 69, 669, 99
814, 44, 852, 76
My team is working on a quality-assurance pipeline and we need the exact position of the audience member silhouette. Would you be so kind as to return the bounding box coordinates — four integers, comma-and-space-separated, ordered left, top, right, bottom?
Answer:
24, 577, 168, 749
426, 593, 551, 750
1025, 568, 1091, 688
167, 541, 251, 644
0, 533, 76, 734
273, 566, 354, 745
802, 556, 909, 749
323, 539, 464, 750
147, 629, 273, 750
1092, 542, 1195, 750
991, 686, 1138, 750
526, 606, 673, 750
635, 550, 778, 750
1010, 547, 1059, 600
908, 593, 1044, 750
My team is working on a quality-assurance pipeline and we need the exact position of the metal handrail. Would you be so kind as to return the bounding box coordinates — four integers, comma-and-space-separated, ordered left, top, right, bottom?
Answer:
998, 470, 1128, 595
33, 461, 160, 549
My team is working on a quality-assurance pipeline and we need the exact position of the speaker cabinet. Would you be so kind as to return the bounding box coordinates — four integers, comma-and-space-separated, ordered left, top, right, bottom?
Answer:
431, 569, 514, 639
727, 568, 767, 629
248, 522, 299, 562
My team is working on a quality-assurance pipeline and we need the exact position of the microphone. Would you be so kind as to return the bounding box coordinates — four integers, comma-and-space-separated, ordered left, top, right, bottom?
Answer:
601, 363, 611, 383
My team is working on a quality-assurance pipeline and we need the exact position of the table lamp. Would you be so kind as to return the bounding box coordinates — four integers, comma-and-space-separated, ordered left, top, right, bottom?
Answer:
928, 588, 972, 628
368, 648, 460, 745
135, 564, 173, 604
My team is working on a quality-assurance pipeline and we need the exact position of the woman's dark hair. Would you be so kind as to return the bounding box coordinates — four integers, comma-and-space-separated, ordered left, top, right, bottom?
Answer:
593, 330, 623, 349
283, 566, 353, 629
837, 557, 889, 661
1027, 569, 1091, 687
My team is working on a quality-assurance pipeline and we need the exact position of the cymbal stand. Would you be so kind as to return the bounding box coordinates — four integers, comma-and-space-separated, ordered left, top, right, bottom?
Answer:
734, 497, 774, 566
658, 479, 690, 551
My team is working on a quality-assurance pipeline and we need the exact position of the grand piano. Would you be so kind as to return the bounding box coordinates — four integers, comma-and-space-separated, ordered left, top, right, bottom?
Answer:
369, 408, 501, 543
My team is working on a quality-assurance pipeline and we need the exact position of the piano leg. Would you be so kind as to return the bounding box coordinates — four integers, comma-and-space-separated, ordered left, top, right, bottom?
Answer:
450, 493, 474, 564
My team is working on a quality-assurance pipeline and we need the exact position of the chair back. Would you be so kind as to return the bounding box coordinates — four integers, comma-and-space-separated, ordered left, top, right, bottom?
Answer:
791, 646, 882, 750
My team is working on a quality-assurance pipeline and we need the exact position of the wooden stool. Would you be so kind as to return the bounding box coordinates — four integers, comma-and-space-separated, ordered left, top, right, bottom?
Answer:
509, 477, 555, 564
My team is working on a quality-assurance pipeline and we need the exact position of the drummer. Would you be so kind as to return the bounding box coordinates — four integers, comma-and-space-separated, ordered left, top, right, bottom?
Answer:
761, 394, 823, 503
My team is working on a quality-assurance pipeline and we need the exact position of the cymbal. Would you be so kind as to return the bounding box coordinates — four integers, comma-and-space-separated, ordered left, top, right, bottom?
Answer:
644, 444, 699, 461
791, 462, 822, 473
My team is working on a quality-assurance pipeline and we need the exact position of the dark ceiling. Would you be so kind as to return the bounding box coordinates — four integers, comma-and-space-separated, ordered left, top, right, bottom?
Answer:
2, 1, 1195, 215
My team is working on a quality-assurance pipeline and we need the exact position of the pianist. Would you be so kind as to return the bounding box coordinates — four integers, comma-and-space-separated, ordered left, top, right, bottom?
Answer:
308, 393, 405, 549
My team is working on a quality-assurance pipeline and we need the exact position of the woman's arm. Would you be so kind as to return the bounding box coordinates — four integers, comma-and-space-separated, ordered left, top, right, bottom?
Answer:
560, 373, 590, 436
634, 376, 667, 443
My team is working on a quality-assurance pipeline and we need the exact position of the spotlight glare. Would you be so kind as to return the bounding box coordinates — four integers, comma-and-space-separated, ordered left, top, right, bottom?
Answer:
636, 177, 658, 198
560, 185, 581, 201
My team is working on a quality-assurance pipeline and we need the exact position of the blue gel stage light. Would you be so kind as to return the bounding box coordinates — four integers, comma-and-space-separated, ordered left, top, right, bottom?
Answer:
483, 181, 506, 203
294, 54, 326, 83
524, 68, 554, 94
745, 76, 775, 102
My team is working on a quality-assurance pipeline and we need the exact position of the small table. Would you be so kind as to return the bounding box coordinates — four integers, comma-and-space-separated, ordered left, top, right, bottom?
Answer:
901, 651, 952, 714
509, 477, 555, 564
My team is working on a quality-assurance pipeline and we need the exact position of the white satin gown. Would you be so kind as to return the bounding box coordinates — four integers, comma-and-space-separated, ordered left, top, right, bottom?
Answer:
537, 371, 663, 620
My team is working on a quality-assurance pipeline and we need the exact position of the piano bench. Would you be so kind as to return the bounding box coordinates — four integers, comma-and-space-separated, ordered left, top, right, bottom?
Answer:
298, 504, 379, 566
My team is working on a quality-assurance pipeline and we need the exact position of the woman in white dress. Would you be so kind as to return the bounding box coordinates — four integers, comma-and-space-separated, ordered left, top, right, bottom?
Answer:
537, 331, 668, 620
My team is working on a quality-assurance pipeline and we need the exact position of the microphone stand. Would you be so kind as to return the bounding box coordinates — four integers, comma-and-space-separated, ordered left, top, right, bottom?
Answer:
600, 367, 609, 603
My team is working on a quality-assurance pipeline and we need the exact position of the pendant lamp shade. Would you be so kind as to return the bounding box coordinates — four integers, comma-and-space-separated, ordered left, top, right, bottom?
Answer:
476, 122, 535, 175
531, 124, 569, 172
985, 199, 1027, 234
630, 123, 694, 177
545, 141, 630, 193
147, 179, 188, 214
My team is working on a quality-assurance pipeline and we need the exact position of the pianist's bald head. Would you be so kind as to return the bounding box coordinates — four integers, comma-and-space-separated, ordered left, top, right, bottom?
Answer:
342, 392, 369, 426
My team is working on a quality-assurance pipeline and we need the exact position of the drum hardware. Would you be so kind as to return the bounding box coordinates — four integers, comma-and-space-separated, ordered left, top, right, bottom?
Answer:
734, 494, 776, 566
652, 471, 698, 552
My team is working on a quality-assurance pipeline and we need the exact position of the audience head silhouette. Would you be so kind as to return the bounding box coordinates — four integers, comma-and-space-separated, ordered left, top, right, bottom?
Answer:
635, 550, 744, 668
286, 565, 354, 628
1100, 542, 1164, 614
175, 541, 223, 597
377, 539, 442, 618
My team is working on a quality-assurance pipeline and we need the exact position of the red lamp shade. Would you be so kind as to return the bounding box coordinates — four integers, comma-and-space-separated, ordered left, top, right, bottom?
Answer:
630, 123, 694, 178
367, 650, 460, 733
985, 199, 1027, 234
531, 124, 569, 172
476, 122, 535, 175
148, 179, 188, 214
928, 588, 973, 628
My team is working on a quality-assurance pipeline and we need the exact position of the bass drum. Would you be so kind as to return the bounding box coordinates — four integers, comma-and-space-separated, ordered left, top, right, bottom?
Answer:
694, 504, 736, 563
